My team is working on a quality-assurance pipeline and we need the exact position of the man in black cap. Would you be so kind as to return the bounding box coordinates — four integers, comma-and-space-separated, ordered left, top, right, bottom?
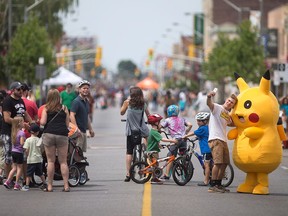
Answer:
0, 81, 32, 183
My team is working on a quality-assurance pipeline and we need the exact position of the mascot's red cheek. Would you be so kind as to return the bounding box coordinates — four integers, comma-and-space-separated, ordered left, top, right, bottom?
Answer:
249, 113, 259, 123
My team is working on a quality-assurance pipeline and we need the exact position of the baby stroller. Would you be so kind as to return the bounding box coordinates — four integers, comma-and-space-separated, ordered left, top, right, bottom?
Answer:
67, 123, 89, 186
32, 123, 89, 187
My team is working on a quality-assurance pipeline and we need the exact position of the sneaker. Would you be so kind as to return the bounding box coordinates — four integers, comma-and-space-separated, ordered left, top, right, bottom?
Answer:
151, 178, 164, 185
21, 185, 29, 191
208, 185, 225, 193
218, 185, 230, 192
39, 183, 47, 191
13, 184, 21, 191
160, 175, 170, 180
197, 182, 209, 186
124, 176, 130, 182
3, 181, 11, 189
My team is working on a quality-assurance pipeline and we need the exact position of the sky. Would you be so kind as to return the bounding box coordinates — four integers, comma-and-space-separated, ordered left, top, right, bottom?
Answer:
62, 0, 202, 72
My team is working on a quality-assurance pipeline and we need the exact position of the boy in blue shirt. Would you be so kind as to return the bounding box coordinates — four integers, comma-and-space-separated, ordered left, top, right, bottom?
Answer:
183, 112, 211, 186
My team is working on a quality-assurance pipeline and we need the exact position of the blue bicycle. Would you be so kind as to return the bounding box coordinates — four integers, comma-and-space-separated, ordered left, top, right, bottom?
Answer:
172, 137, 234, 187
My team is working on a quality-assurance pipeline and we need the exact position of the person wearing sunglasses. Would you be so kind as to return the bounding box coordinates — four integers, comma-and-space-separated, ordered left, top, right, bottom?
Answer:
1, 81, 32, 186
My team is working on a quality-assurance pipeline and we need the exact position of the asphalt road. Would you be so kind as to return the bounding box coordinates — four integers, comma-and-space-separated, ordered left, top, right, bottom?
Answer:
0, 106, 288, 216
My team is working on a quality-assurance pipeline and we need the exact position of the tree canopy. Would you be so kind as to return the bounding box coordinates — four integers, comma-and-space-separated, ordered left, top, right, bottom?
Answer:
204, 20, 265, 102
117, 60, 137, 79
8, 17, 54, 84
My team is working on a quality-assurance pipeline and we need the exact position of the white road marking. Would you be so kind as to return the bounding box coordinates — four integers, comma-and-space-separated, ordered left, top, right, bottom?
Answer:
281, 166, 288, 170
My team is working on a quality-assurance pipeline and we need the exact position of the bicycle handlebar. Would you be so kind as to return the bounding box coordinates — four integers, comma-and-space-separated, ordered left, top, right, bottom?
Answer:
121, 119, 148, 124
186, 137, 198, 143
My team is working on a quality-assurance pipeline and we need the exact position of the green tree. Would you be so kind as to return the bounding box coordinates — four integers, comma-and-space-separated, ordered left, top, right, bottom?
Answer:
0, 0, 78, 85
232, 21, 265, 82
204, 20, 265, 102
117, 60, 137, 79
8, 17, 54, 84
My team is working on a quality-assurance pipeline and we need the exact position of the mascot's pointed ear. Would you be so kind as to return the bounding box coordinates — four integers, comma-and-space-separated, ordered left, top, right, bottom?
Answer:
234, 72, 249, 93
259, 70, 270, 95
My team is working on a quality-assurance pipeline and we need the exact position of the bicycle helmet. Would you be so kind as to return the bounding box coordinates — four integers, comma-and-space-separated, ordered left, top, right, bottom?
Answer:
195, 112, 210, 121
167, 105, 179, 117
78, 80, 91, 88
148, 113, 163, 124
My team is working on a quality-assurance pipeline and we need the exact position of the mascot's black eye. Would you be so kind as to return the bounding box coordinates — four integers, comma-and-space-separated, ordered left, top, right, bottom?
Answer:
244, 100, 252, 109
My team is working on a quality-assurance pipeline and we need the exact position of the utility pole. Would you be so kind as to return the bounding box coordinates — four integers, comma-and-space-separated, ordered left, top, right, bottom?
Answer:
8, 0, 12, 43
259, 0, 264, 36
6, 0, 12, 84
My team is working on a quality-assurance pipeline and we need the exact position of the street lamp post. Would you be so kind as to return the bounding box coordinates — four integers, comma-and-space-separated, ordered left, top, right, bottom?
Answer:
24, 0, 45, 22
222, 0, 250, 24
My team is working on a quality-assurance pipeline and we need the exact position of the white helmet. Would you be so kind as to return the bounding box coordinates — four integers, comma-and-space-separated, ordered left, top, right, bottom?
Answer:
195, 112, 210, 121
78, 80, 91, 88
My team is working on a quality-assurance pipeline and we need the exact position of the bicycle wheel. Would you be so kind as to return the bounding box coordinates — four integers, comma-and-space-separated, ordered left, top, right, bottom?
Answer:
31, 173, 45, 186
222, 164, 234, 187
132, 144, 141, 164
130, 161, 152, 184
172, 158, 193, 186
141, 143, 147, 162
68, 165, 80, 187
79, 170, 88, 185
174, 157, 194, 183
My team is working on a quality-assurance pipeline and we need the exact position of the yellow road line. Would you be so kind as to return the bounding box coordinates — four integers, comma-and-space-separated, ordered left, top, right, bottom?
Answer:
142, 182, 152, 216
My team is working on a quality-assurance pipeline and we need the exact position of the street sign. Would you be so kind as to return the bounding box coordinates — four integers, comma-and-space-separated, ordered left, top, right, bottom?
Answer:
277, 63, 287, 72
35, 65, 46, 80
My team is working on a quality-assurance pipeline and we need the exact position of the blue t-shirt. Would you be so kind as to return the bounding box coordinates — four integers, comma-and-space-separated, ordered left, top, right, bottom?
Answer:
194, 125, 210, 154
70, 96, 90, 133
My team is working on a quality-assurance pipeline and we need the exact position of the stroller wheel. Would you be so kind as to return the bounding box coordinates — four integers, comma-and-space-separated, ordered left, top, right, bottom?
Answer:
68, 165, 80, 187
79, 170, 88, 185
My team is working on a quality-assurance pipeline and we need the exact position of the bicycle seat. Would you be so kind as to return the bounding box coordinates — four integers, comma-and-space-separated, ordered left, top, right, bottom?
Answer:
145, 151, 158, 156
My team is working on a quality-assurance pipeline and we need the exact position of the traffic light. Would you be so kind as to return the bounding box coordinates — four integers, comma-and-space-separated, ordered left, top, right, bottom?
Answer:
95, 58, 101, 67
56, 55, 62, 65
188, 44, 195, 58
134, 68, 140, 77
148, 48, 154, 60
167, 58, 173, 70
90, 68, 96, 77
101, 69, 107, 78
95, 46, 102, 67
145, 59, 150, 67
96, 46, 102, 59
75, 59, 82, 73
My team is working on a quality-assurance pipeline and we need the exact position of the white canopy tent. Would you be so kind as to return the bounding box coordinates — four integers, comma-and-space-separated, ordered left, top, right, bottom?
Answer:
43, 66, 83, 86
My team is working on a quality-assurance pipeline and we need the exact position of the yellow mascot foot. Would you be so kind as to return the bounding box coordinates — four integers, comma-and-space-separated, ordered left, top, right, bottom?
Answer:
252, 184, 269, 195
237, 183, 254, 194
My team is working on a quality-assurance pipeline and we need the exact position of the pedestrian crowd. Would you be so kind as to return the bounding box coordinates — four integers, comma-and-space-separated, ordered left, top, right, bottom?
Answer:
0, 80, 94, 192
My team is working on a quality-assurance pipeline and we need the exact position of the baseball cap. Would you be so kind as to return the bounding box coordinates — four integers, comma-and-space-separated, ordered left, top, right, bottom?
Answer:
22, 83, 31, 91
9, 81, 23, 90
29, 123, 40, 133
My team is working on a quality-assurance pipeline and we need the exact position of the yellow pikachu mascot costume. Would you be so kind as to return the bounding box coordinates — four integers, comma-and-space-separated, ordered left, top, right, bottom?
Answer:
227, 70, 286, 195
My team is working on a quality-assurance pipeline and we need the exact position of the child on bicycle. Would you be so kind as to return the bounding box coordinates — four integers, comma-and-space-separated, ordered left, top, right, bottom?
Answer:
160, 105, 192, 180
183, 112, 211, 186
147, 113, 177, 184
